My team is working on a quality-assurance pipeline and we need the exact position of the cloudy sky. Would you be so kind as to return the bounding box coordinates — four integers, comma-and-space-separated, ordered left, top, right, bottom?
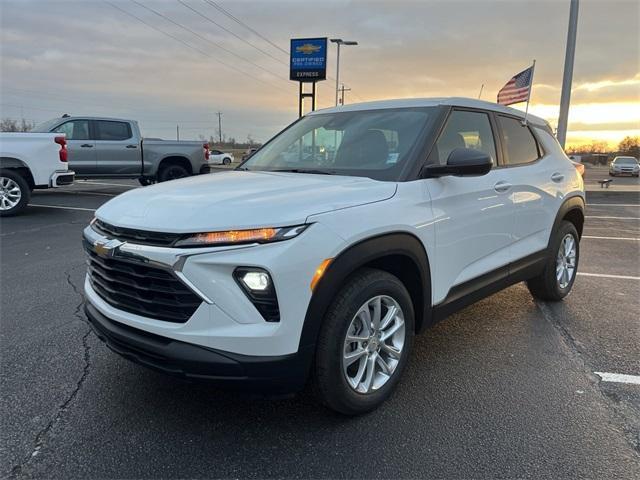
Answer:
1, 0, 638, 147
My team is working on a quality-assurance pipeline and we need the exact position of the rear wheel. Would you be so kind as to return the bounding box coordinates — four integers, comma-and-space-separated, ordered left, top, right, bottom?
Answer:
0, 169, 30, 217
158, 164, 189, 182
527, 220, 579, 301
223, 157, 231, 165
314, 268, 414, 415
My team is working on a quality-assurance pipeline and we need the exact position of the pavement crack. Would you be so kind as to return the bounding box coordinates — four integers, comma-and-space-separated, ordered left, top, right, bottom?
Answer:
536, 299, 640, 457
6, 269, 92, 479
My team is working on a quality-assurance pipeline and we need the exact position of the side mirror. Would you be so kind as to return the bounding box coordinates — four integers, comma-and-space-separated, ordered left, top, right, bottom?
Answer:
422, 148, 493, 178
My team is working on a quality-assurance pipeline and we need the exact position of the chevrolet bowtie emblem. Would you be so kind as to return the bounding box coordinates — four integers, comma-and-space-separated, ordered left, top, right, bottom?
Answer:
296, 43, 321, 55
93, 239, 123, 257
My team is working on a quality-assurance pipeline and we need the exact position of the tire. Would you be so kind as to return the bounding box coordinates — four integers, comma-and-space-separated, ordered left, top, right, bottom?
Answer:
527, 220, 580, 301
223, 157, 231, 165
158, 164, 189, 182
314, 268, 415, 415
0, 169, 30, 217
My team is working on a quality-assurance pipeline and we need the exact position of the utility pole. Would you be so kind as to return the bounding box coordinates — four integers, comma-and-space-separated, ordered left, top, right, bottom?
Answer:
330, 38, 358, 106
557, 0, 579, 149
339, 84, 351, 105
176, 124, 180, 141
216, 111, 223, 144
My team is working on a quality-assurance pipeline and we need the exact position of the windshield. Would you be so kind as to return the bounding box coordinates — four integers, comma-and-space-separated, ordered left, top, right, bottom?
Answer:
614, 157, 638, 165
241, 107, 435, 181
31, 118, 63, 132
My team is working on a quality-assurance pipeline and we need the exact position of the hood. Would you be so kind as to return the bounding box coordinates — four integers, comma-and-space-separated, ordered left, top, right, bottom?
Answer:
96, 171, 397, 232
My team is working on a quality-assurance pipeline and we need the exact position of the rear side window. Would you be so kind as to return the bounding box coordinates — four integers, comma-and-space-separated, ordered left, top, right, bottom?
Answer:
434, 110, 497, 165
52, 120, 90, 140
498, 116, 540, 165
95, 121, 132, 141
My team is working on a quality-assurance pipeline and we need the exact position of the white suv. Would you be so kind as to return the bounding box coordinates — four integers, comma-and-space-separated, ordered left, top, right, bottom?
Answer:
83, 98, 585, 414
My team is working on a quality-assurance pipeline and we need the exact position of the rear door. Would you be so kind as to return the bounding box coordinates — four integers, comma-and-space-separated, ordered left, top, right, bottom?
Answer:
425, 109, 514, 301
93, 120, 141, 176
51, 119, 96, 174
495, 115, 557, 262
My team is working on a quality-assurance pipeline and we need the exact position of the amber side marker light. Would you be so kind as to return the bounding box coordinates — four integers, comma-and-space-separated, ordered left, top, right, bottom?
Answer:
310, 258, 333, 291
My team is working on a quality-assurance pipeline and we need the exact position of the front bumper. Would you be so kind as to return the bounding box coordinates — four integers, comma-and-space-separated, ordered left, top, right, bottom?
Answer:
86, 301, 312, 391
83, 220, 346, 357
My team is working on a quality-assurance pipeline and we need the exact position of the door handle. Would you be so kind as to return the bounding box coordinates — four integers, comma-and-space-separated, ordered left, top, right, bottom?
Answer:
80, 144, 93, 148
494, 181, 512, 193
126, 144, 137, 149
551, 172, 565, 183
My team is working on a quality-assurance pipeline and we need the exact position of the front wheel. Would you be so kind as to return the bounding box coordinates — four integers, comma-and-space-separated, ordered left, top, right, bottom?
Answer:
0, 169, 30, 217
223, 157, 231, 165
527, 220, 580, 301
314, 268, 415, 415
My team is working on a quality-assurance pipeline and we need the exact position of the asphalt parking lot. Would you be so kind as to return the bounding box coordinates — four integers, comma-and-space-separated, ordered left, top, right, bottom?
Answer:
1, 166, 639, 479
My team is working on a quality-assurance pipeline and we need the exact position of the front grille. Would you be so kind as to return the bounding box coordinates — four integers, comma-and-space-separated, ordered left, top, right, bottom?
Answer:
92, 219, 182, 247
85, 247, 202, 323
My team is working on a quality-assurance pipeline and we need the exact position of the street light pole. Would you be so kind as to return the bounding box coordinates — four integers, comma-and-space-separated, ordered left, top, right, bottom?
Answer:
330, 38, 358, 106
557, 0, 580, 149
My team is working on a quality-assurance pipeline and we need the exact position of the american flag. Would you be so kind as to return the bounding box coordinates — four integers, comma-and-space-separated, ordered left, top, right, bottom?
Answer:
497, 65, 534, 106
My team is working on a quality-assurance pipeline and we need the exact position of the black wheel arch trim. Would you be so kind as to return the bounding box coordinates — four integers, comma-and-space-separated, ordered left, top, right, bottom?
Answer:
550, 194, 585, 244
298, 232, 432, 355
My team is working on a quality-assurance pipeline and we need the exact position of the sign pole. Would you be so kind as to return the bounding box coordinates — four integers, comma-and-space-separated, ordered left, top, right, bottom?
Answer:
557, 0, 579, 148
290, 37, 328, 118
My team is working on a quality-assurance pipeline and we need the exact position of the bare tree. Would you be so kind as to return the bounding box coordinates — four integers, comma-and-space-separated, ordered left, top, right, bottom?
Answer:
0, 118, 36, 132
618, 136, 640, 158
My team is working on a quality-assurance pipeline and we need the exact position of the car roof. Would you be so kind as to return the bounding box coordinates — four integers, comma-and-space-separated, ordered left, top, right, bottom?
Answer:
53, 116, 136, 123
309, 97, 549, 128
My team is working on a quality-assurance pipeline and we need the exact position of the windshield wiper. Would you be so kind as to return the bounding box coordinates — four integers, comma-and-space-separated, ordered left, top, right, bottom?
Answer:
272, 168, 334, 175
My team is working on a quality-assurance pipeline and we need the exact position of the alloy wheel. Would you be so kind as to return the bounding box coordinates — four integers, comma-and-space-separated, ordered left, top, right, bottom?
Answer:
0, 176, 22, 211
556, 233, 577, 289
342, 295, 405, 394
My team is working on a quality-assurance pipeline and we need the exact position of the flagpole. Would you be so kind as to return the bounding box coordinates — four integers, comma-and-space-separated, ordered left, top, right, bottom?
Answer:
522, 59, 536, 125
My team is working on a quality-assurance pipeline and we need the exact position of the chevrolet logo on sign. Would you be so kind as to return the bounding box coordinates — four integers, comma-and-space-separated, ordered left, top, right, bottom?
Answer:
296, 43, 321, 55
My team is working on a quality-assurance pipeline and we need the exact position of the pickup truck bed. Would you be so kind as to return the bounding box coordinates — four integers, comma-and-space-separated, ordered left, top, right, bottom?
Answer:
0, 132, 74, 216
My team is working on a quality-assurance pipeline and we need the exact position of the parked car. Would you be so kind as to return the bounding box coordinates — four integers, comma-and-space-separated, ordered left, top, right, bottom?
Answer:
242, 147, 258, 161
82, 98, 585, 414
0, 132, 74, 216
208, 149, 234, 165
31, 117, 211, 186
609, 156, 639, 176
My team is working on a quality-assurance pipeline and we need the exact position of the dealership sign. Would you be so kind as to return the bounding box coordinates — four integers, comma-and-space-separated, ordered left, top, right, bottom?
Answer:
290, 38, 327, 82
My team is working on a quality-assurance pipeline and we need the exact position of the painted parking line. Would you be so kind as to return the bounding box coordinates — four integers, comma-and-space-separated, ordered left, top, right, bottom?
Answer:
578, 272, 640, 281
582, 235, 640, 241
78, 181, 138, 188
587, 204, 640, 207
585, 216, 640, 220
594, 372, 640, 385
29, 204, 96, 212
35, 190, 117, 197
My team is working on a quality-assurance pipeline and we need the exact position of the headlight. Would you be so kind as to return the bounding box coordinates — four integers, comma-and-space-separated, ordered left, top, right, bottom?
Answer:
174, 224, 308, 247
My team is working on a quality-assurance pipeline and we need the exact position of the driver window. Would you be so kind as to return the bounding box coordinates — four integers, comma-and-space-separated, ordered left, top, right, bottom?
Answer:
435, 110, 496, 165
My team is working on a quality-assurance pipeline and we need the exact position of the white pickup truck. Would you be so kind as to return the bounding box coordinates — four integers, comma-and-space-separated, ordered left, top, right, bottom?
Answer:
0, 132, 74, 216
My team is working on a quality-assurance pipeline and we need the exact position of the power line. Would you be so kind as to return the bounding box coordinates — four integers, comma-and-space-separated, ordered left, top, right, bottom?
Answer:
129, 0, 290, 84
177, 0, 288, 66
103, 1, 286, 93
202, 0, 289, 56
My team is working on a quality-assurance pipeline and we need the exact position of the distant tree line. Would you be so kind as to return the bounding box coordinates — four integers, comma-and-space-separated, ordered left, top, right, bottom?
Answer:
0, 118, 36, 132
566, 135, 639, 158
198, 133, 262, 150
